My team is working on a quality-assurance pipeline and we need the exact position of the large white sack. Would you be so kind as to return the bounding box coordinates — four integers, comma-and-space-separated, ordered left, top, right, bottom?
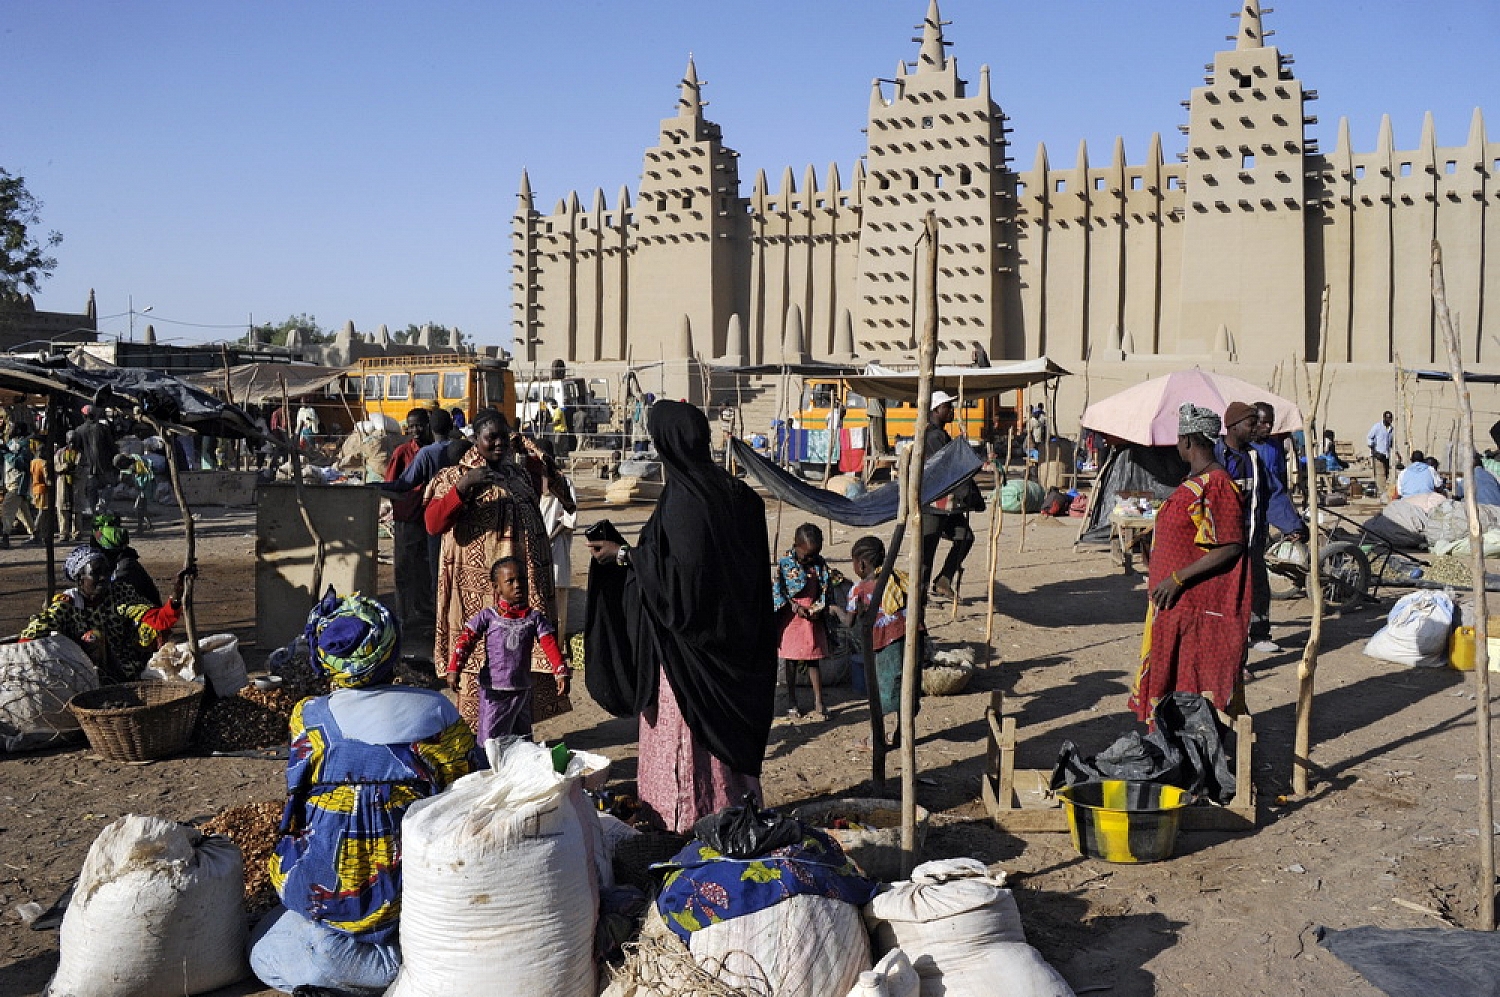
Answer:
1363, 590, 1455, 668
689, 893, 870, 997
386, 738, 605, 997
865, 858, 1075, 997
0, 635, 98, 752
48, 814, 248, 997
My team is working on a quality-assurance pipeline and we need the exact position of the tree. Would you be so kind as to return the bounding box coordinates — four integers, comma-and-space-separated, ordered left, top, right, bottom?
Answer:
0, 168, 63, 298
398, 322, 453, 347
244, 313, 333, 347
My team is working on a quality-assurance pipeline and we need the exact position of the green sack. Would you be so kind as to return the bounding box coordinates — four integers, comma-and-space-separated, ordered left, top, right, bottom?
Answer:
999, 479, 1046, 513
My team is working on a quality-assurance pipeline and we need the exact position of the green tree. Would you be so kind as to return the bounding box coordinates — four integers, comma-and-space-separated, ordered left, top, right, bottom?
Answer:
398, 323, 453, 347
0, 168, 63, 298
244, 313, 332, 347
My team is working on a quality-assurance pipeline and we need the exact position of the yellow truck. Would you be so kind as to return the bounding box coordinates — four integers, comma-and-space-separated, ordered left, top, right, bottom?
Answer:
794, 377, 1016, 451
356, 354, 517, 427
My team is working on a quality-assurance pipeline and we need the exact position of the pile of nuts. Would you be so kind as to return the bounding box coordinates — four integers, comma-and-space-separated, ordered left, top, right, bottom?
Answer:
201, 800, 283, 916
193, 673, 329, 753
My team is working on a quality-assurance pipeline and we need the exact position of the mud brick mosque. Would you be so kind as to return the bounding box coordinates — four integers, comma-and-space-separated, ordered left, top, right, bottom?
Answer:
512, 1, 1500, 437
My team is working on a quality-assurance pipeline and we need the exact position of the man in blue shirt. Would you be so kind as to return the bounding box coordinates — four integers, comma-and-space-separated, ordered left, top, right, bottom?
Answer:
1368, 411, 1396, 499
1251, 402, 1307, 652
1396, 451, 1441, 498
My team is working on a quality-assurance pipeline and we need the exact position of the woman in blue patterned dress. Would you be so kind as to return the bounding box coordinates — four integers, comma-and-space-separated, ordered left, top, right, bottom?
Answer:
249, 592, 484, 997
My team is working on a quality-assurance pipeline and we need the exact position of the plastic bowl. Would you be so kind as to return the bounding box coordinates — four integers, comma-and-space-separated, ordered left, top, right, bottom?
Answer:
1056, 780, 1191, 864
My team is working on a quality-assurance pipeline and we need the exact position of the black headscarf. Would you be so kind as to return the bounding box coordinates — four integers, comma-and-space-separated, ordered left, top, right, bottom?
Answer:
584, 401, 776, 775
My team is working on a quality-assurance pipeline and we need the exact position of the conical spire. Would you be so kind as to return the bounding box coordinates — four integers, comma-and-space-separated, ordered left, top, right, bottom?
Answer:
835, 310, 856, 360
142, 324, 157, 346
915, 0, 949, 74
376, 324, 391, 348
518, 168, 533, 204
86, 289, 96, 319
1468, 107, 1488, 150
675, 314, 694, 358
781, 304, 807, 363
1236, 0, 1265, 50
677, 55, 703, 119
723, 313, 747, 365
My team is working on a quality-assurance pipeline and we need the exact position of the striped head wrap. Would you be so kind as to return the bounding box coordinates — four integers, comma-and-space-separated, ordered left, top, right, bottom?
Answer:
64, 545, 110, 584
304, 589, 400, 689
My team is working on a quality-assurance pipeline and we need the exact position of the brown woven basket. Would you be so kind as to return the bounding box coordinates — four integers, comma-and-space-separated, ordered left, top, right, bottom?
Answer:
68, 680, 204, 762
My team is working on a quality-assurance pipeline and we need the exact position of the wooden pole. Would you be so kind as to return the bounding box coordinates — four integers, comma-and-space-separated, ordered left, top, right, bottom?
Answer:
1434, 241, 1495, 931
281, 374, 327, 601
1016, 386, 1032, 554
152, 420, 203, 678
1292, 289, 1331, 796
899, 212, 939, 875
982, 464, 1002, 668
42, 395, 59, 597
863, 446, 913, 791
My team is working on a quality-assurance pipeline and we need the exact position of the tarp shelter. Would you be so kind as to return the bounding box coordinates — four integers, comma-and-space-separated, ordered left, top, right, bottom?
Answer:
730, 435, 982, 527
1080, 368, 1302, 446
844, 356, 1071, 402
712, 360, 862, 377
1078, 444, 1188, 545
0, 357, 259, 439
181, 363, 348, 405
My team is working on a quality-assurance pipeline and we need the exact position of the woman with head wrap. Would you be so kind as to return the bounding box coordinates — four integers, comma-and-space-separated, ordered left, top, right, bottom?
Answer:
1129, 403, 1249, 725
250, 592, 483, 997
423, 407, 574, 734
89, 511, 163, 605
19, 545, 189, 683
584, 400, 776, 832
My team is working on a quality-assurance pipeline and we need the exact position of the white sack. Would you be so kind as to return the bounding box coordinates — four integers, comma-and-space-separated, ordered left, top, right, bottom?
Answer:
0, 635, 98, 752
48, 814, 248, 997
1363, 590, 1455, 668
197, 634, 249, 696
689, 894, 870, 997
864, 858, 1075, 997
847, 948, 921, 997
386, 738, 605, 997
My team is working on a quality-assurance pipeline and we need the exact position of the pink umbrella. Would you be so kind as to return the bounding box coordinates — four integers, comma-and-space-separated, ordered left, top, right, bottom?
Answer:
1081, 368, 1304, 446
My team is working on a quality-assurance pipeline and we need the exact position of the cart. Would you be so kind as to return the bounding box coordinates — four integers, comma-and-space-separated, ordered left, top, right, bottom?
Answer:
1265, 505, 1424, 612
1107, 492, 1158, 573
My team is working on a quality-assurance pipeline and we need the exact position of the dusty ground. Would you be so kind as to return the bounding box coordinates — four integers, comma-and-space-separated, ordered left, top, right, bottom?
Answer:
0, 483, 1493, 996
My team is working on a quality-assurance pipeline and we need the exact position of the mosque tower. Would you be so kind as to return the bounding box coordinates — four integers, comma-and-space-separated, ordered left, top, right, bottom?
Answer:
1175, 0, 1315, 357
629, 57, 747, 360
854, 0, 1012, 360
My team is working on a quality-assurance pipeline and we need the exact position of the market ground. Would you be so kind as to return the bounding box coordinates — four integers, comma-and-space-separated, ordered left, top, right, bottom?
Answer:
1, 485, 1493, 997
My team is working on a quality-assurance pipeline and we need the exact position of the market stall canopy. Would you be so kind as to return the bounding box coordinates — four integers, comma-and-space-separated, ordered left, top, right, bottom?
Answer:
844, 357, 1070, 402
181, 363, 348, 404
729, 435, 981, 527
1406, 368, 1500, 385
1081, 368, 1303, 446
712, 360, 862, 376
0, 357, 259, 438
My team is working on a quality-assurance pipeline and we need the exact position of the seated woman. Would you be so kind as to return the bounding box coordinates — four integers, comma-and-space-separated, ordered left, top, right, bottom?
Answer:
20, 546, 188, 683
250, 592, 483, 997
91, 512, 163, 605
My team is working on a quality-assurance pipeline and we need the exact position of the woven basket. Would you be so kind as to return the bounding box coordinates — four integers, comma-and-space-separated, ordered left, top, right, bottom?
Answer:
611, 830, 689, 891
921, 664, 973, 696
68, 680, 204, 762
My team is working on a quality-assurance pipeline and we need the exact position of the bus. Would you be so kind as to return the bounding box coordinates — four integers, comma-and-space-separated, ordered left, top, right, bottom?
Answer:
356, 354, 518, 428
794, 377, 1017, 451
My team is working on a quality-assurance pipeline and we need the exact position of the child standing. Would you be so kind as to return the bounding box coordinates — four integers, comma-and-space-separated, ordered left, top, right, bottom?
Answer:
835, 535, 917, 749
446, 557, 571, 742
773, 523, 834, 719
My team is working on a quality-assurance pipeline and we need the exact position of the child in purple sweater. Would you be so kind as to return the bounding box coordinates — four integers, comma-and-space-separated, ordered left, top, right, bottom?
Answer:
446, 557, 570, 741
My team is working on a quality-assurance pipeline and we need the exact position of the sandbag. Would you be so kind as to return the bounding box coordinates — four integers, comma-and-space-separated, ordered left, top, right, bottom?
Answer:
386, 738, 605, 997
865, 859, 1075, 997
197, 634, 249, 696
1364, 590, 1455, 668
0, 636, 99, 753
1000, 479, 1045, 514
690, 894, 870, 997
48, 814, 249, 997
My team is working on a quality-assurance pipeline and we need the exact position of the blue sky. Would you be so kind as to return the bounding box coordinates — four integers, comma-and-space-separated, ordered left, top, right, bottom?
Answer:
6, 1, 1497, 349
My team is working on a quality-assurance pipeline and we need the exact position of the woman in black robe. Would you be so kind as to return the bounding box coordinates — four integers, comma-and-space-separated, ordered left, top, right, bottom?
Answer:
584, 401, 776, 832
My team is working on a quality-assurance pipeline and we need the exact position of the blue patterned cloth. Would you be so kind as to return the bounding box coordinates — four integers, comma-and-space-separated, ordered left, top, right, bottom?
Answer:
652, 828, 877, 942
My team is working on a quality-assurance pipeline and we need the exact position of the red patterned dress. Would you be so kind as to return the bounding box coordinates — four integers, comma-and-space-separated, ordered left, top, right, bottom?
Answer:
1129, 467, 1249, 724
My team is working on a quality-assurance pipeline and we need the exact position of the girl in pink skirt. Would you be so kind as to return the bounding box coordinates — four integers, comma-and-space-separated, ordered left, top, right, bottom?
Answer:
773, 523, 835, 719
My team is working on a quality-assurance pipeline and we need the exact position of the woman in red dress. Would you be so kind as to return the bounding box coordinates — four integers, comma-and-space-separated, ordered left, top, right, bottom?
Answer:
1129, 403, 1249, 725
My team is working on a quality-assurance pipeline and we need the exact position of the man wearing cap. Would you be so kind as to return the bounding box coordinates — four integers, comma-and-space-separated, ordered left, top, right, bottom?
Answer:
1216, 401, 1280, 654
921, 391, 978, 601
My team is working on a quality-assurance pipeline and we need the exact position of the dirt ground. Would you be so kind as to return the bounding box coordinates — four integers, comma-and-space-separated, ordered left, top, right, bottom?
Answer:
1, 484, 1494, 996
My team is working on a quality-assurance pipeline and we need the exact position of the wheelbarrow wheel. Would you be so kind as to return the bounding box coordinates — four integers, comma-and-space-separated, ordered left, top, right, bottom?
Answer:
1319, 540, 1370, 614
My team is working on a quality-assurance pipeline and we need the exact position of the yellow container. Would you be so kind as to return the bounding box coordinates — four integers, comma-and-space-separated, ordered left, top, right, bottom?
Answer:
1056, 780, 1191, 864
1449, 621, 1500, 671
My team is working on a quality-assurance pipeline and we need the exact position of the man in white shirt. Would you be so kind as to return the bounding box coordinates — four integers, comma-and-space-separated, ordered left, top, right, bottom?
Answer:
1367, 411, 1396, 498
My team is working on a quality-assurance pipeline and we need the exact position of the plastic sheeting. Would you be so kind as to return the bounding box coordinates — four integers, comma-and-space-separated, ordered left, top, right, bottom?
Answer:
730, 436, 982, 527
1078, 445, 1186, 545
1318, 925, 1500, 997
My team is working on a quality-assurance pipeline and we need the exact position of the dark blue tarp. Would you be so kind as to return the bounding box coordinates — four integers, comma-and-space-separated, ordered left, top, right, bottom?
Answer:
730, 435, 982, 527
0, 357, 258, 437
1319, 925, 1500, 996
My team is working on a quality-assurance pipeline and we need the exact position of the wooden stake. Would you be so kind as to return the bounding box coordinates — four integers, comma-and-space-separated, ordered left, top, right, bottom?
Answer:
281, 374, 327, 600
899, 212, 939, 876
1434, 240, 1495, 931
982, 469, 1002, 669
1292, 289, 1331, 796
152, 420, 203, 678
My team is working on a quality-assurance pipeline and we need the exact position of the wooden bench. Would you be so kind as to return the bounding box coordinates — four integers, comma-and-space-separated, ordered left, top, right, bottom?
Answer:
980, 689, 1257, 833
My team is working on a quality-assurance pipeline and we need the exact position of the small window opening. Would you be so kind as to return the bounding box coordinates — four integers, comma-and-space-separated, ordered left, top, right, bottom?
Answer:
1242, 153, 1256, 169
1400, 162, 1412, 177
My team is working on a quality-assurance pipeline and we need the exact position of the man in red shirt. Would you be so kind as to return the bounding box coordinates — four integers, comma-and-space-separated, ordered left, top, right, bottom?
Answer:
383, 409, 435, 633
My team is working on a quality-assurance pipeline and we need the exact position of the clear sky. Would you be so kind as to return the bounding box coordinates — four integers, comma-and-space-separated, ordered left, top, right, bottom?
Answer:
6, 1, 1497, 350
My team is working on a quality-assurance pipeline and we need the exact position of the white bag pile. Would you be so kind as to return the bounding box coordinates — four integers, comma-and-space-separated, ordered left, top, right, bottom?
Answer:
0, 635, 98, 753
386, 738, 607, 997
1363, 590, 1454, 668
864, 858, 1075, 997
47, 814, 249, 997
